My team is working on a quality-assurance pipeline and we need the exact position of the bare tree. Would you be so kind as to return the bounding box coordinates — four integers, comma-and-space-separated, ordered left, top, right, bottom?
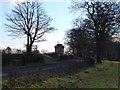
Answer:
16, 49, 22, 54
6, 47, 12, 54
5, 1, 55, 56
70, 1, 120, 63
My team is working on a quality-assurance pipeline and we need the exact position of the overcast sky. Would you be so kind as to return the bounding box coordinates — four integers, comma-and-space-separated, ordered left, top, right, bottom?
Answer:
0, 0, 77, 52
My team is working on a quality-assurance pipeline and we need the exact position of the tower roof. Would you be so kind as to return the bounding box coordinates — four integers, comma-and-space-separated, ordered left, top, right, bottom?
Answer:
55, 44, 64, 48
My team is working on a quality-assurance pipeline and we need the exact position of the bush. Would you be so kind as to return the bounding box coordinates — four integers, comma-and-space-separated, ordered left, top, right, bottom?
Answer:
88, 57, 95, 66
84, 57, 95, 67
31, 53, 44, 63
21, 53, 44, 65
2, 53, 44, 66
61, 55, 76, 60
2, 54, 12, 66
2, 54, 23, 66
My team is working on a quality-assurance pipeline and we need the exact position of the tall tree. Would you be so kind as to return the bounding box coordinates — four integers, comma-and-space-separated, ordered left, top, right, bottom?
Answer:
5, 1, 55, 56
65, 22, 95, 58
70, 1, 120, 63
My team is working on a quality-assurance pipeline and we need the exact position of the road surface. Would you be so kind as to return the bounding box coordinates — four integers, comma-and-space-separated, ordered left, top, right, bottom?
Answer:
2, 62, 69, 80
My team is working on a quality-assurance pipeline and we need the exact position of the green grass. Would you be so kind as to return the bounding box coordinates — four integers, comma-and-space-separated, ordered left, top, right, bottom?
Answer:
2, 60, 119, 88
32, 61, 119, 88
43, 55, 58, 65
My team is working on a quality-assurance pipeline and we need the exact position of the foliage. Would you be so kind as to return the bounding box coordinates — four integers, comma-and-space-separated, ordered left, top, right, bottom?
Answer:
65, 23, 95, 58
61, 55, 77, 60
2, 61, 119, 88
2, 54, 23, 66
22, 53, 58, 65
103, 40, 120, 61
5, 47, 12, 54
69, 1, 120, 63
2, 54, 58, 71
21, 53, 44, 65
2, 53, 44, 66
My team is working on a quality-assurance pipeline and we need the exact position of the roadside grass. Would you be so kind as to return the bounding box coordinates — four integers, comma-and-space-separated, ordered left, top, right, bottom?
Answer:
2, 60, 119, 88
43, 55, 58, 65
31, 60, 119, 88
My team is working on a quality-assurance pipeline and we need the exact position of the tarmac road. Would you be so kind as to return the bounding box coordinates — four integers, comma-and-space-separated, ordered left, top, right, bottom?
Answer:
2, 62, 69, 80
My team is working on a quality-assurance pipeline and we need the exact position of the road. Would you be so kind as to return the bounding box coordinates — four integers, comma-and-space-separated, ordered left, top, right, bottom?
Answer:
2, 62, 69, 80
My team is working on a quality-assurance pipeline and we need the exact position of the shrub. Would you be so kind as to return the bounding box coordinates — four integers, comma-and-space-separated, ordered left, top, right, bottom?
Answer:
2, 54, 12, 66
31, 53, 44, 63
62, 55, 76, 60
85, 57, 95, 67
2, 54, 23, 66
21, 53, 44, 65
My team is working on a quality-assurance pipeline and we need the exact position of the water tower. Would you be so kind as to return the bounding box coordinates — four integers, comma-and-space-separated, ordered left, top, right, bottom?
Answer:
55, 44, 64, 56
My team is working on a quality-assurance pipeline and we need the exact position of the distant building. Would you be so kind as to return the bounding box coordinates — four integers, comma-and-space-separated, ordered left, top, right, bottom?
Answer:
55, 44, 64, 56
32, 45, 38, 51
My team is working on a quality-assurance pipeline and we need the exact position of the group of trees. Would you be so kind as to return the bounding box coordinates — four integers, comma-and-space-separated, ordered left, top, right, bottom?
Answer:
65, 22, 95, 58
1, 45, 41, 54
5, 1, 120, 64
66, 1, 120, 63
2, 47, 23, 54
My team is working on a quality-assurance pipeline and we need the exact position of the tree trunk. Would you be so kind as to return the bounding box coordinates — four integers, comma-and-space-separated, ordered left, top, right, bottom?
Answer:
26, 35, 32, 60
72, 47, 75, 55
26, 44, 32, 63
96, 39, 102, 64
26, 44, 32, 55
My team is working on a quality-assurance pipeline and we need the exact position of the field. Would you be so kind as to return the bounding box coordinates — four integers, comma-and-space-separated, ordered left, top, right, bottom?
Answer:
2, 60, 119, 89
